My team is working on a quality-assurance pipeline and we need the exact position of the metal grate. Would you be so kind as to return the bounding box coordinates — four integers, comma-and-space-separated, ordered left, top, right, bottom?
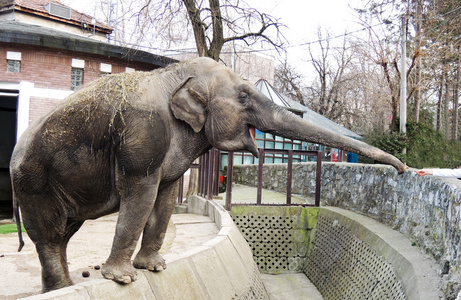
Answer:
44, 3, 71, 20
304, 216, 406, 299
232, 214, 307, 274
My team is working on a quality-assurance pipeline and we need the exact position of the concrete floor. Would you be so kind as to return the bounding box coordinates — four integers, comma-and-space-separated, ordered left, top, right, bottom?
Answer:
262, 273, 323, 300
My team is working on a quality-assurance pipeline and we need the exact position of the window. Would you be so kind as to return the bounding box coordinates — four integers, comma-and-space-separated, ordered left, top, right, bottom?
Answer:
71, 59, 85, 91
71, 68, 83, 91
6, 51, 21, 73
7, 60, 20, 72
100, 63, 112, 77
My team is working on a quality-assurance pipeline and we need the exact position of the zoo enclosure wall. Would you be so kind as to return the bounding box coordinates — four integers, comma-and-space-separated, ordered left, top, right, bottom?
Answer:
232, 162, 461, 298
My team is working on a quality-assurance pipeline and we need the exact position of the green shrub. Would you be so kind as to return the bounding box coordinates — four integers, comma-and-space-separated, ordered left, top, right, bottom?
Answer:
363, 121, 461, 169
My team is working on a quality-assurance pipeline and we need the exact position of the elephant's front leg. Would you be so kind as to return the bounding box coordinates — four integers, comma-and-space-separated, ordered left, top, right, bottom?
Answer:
101, 175, 160, 284
133, 180, 179, 271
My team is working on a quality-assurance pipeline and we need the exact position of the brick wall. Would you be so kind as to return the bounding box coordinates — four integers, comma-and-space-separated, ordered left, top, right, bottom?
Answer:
0, 43, 163, 125
28, 97, 61, 125
0, 44, 157, 90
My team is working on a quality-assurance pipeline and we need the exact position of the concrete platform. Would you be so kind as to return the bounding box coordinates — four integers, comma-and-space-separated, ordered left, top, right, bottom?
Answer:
0, 213, 219, 299
0, 188, 324, 300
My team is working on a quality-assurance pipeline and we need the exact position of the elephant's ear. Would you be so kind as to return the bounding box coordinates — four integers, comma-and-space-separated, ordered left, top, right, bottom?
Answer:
170, 77, 207, 133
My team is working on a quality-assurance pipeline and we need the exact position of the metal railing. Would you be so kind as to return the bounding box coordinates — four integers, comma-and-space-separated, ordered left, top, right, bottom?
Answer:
198, 149, 221, 200
179, 148, 323, 210
225, 149, 322, 210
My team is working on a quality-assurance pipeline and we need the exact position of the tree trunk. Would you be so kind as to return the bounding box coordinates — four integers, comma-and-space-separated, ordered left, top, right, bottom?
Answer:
208, 0, 224, 61
453, 55, 460, 140
413, 0, 423, 122
437, 68, 445, 132
380, 61, 399, 129
183, 0, 208, 57
444, 77, 450, 139
186, 168, 199, 197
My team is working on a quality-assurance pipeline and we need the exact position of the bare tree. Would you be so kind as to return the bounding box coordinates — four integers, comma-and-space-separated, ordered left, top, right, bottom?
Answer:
274, 58, 306, 105
306, 29, 355, 122
119, 0, 287, 61
412, 0, 423, 122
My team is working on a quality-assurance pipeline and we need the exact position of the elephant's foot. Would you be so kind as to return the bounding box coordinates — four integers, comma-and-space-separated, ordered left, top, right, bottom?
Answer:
101, 261, 137, 284
133, 251, 166, 271
42, 276, 73, 293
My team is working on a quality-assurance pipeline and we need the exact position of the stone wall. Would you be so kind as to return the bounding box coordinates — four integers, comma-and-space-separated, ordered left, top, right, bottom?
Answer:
233, 162, 461, 298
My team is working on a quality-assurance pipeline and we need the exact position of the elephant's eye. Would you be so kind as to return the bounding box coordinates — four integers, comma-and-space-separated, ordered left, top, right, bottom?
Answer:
238, 91, 249, 104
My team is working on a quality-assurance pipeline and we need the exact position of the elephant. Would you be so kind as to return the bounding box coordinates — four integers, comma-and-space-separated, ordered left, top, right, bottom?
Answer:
10, 57, 406, 292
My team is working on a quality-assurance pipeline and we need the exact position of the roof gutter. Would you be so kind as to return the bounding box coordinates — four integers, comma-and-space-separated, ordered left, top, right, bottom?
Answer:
0, 22, 177, 67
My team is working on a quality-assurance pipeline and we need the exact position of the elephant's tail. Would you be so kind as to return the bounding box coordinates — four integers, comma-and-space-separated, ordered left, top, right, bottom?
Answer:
12, 191, 24, 252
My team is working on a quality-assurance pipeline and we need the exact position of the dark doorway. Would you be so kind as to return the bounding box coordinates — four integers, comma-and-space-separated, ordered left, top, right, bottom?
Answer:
0, 95, 18, 219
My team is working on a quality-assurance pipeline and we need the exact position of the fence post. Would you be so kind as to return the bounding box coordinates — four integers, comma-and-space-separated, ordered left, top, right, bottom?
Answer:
257, 148, 264, 205
202, 152, 209, 197
287, 150, 293, 205
226, 151, 234, 210
177, 175, 184, 204
213, 149, 221, 196
198, 156, 203, 196
207, 150, 214, 200
315, 151, 323, 207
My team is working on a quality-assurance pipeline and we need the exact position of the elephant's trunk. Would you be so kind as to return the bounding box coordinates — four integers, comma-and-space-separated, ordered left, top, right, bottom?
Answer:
252, 101, 406, 173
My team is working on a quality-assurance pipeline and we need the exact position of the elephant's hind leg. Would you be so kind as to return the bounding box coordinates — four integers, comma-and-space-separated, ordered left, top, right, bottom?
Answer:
133, 180, 179, 271
29, 217, 84, 292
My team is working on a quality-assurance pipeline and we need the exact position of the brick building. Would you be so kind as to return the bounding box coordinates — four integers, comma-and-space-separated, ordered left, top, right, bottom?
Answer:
0, 0, 176, 217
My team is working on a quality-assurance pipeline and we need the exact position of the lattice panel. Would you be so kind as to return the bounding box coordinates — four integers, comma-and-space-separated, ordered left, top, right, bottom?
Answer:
236, 262, 270, 300
304, 216, 406, 300
232, 214, 307, 274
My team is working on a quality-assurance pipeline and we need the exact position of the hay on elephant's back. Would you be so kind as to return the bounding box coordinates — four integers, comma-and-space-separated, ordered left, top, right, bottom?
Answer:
58, 71, 152, 125
77, 71, 151, 108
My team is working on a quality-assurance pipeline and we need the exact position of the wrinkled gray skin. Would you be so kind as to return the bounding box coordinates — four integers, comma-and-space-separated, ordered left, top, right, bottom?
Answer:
10, 57, 406, 292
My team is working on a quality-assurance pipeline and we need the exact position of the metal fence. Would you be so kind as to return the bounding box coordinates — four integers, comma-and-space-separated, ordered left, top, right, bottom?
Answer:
178, 148, 323, 210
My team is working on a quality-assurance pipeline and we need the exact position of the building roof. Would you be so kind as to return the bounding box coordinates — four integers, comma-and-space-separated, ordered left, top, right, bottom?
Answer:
255, 79, 306, 115
0, 0, 112, 34
0, 20, 177, 67
255, 79, 362, 140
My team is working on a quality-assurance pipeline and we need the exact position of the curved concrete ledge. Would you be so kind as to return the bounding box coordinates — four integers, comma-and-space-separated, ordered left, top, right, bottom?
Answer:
233, 162, 461, 297
229, 200, 442, 299
21, 196, 268, 300
307, 207, 442, 300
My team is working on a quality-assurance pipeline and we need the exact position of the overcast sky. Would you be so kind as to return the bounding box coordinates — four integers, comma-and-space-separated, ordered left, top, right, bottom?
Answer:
252, 0, 363, 78
61, 0, 364, 80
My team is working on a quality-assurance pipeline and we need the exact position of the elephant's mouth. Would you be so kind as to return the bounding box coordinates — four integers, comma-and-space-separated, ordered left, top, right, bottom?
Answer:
249, 126, 256, 144
248, 125, 259, 157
